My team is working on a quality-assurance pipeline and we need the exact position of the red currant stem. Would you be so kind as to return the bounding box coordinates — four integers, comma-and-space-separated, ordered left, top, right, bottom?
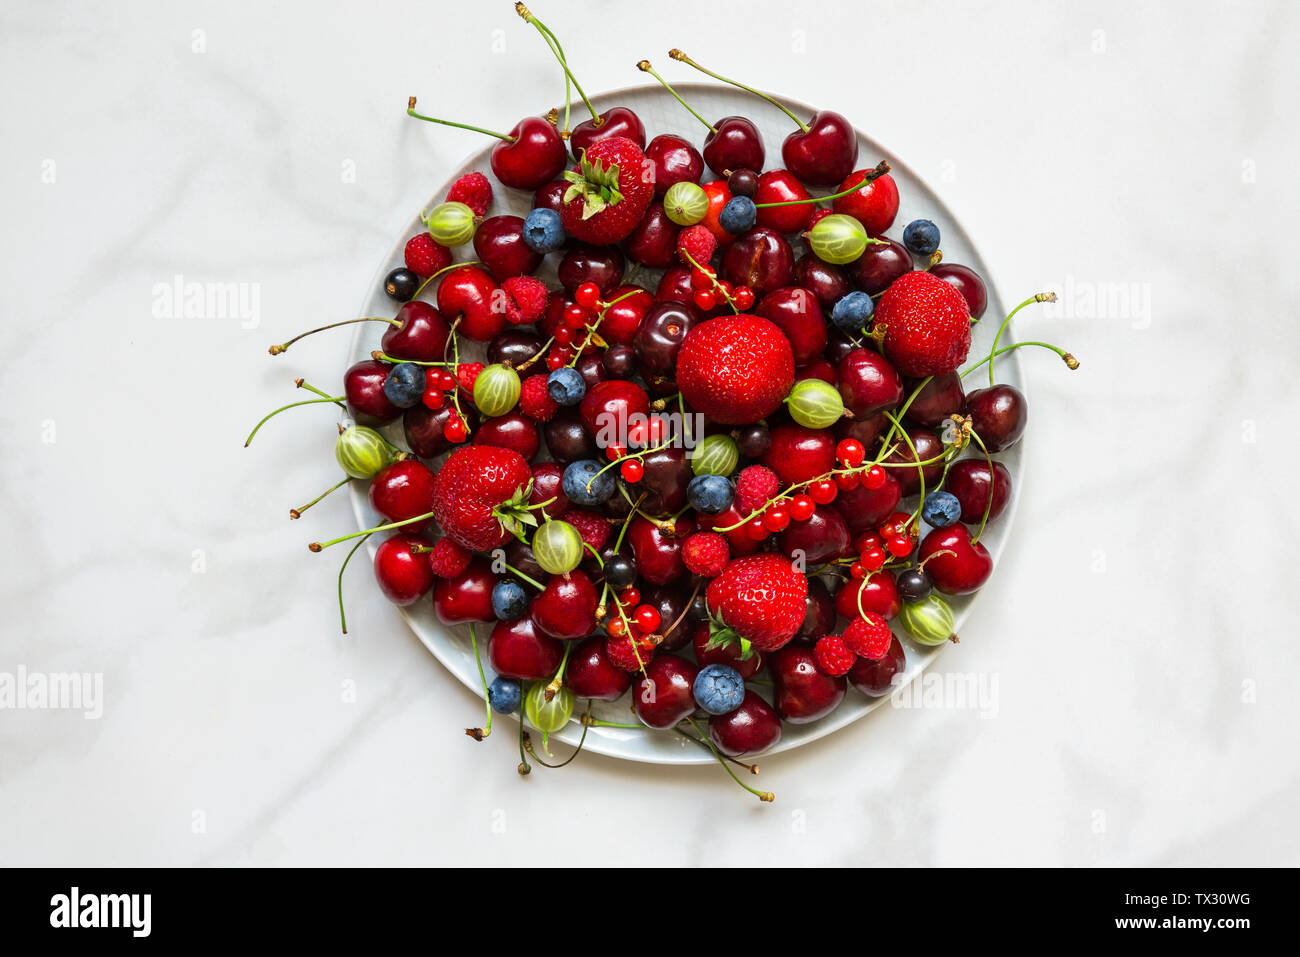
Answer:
681, 250, 739, 313
565, 290, 638, 368
501, 562, 545, 591
244, 396, 345, 447
590, 437, 674, 482
613, 492, 646, 553
673, 725, 759, 772
960, 341, 1078, 379
968, 429, 995, 545
290, 476, 350, 520
543, 639, 574, 701
514, 336, 555, 373
882, 410, 925, 523
335, 532, 372, 635
668, 49, 806, 134
523, 703, 593, 768
270, 317, 400, 356
464, 623, 493, 741
684, 716, 774, 801
308, 510, 435, 552
754, 161, 892, 208
636, 60, 716, 133
876, 450, 950, 469
446, 318, 465, 422
986, 292, 1058, 387
406, 98, 513, 141
516, 4, 599, 125
413, 259, 480, 300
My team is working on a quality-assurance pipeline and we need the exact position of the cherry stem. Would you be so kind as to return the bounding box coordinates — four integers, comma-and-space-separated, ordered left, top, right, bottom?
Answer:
669, 49, 807, 133
309, 510, 434, 552
543, 640, 574, 702
501, 562, 545, 591
515, 335, 554, 373
244, 395, 345, 447
685, 717, 774, 801
522, 703, 592, 768
336, 533, 372, 634
290, 476, 349, 520
516, 4, 599, 126
269, 317, 398, 356
883, 410, 926, 523
968, 429, 995, 546
673, 725, 758, 772
465, 623, 492, 741
371, 351, 453, 367
986, 292, 1057, 387
582, 715, 641, 729
295, 379, 346, 407
636, 60, 716, 134
406, 97, 513, 141
960, 341, 1078, 378
755, 161, 892, 208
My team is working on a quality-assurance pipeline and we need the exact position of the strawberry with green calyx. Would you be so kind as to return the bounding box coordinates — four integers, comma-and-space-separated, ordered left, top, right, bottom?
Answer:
560, 136, 653, 245
704, 554, 808, 656
430, 445, 544, 551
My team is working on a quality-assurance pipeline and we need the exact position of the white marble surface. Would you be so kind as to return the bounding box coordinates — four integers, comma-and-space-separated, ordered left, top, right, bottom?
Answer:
1, 0, 1297, 866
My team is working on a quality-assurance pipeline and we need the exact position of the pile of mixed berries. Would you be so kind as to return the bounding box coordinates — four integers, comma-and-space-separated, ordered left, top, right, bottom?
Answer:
250, 4, 1076, 799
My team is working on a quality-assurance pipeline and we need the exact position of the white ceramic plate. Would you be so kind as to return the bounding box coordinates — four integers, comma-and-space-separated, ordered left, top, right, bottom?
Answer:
349, 83, 1022, 764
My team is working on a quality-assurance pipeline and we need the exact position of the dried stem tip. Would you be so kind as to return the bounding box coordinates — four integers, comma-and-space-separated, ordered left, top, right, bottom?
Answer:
1063, 353, 1080, 370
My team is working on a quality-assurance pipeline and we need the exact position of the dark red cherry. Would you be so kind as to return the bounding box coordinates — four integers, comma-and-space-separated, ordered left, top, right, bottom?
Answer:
755, 286, 828, 366
848, 636, 906, 697
702, 115, 765, 177
532, 180, 567, 216
930, 263, 988, 320
796, 579, 837, 641
433, 556, 497, 625
380, 301, 450, 362
721, 227, 795, 298
835, 571, 901, 620
436, 265, 504, 342
633, 301, 697, 387
824, 330, 858, 365
558, 244, 625, 298
882, 426, 945, 496
753, 169, 812, 234
504, 539, 546, 586
642, 582, 693, 651
529, 462, 570, 520
602, 345, 636, 379
838, 348, 904, 419
782, 110, 858, 186
832, 471, 902, 535
945, 459, 1012, 525
632, 654, 699, 729
965, 385, 1027, 452
653, 264, 694, 306
797, 358, 837, 386
570, 106, 646, 159
574, 353, 608, 390
530, 570, 598, 640
832, 168, 899, 236
629, 446, 692, 517
543, 408, 599, 464
794, 254, 851, 310
692, 622, 764, 679
473, 215, 543, 281
770, 644, 846, 723
578, 379, 651, 439
491, 115, 568, 191
373, 533, 434, 605
473, 412, 540, 461
564, 636, 633, 700
762, 423, 835, 485
620, 204, 680, 269
403, 402, 479, 459
488, 329, 545, 368
848, 236, 912, 295
368, 459, 435, 531
627, 516, 686, 585
488, 616, 564, 680
645, 133, 704, 196
777, 506, 849, 565
708, 690, 782, 757
919, 524, 993, 595
344, 358, 400, 426
904, 374, 965, 428
726, 167, 758, 197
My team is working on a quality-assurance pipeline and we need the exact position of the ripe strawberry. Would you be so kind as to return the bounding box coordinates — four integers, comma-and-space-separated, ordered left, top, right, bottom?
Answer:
427, 537, 471, 578
682, 532, 729, 577
500, 275, 548, 325
605, 631, 659, 672
404, 233, 452, 278
705, 554, 808, 654
843, 612, 893, 660
813, 634, 856, 677
430, 445, 535, 551
735, 465, 780, 514
519, 374, 558, 422
560, 137, 653, 246
874, 271, 972, 376
676, 315, 795, 425
447, 171, 493, 217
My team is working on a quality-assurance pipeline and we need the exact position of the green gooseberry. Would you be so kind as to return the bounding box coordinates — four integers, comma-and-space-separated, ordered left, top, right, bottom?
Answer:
663, 181, 709, 226
690, 433, 739, 477
899, 594, 956, 646
472, 363, 521, 418
524, 682, 574, 734
532, 519, 584, 575
809, 213, 868, 265
786, 378, 845, 429
424, 201, 477, 247
334, 425, 397, 479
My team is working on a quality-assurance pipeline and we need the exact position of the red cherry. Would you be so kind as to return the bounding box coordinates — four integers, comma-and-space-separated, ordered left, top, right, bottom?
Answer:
490, 115, 569, 191
836, 570, 901, 620
754, 168, 813, 233
433, 556, 497, 625
832, 167, 900, 236
919, 524, 993, 595
368, 460, 436, 532
372, 534, 435, 605
487, 616, 564, 680
564, 637, 633, 700
782, 110, 858, 187
699, 179, 735, 244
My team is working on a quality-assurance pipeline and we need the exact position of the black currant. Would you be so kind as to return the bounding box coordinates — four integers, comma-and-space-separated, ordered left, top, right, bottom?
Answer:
384, 267, 420, 302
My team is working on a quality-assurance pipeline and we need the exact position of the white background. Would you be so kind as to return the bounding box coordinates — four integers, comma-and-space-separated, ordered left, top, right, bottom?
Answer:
2, 0, 1298, 866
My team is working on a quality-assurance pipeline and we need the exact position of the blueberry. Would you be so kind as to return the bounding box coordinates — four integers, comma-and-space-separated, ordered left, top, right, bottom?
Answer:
384, 267, 420, 302
693, 663, 745, 715
523, 208, 565, 254
488, 676, 522, 715
921, 490, 962, 528
687, 474, 735, 515
896, 567, 932, 603
562, 459, 615, 505
491, 580, 529, 620
547, 366, 586, 406
830, 291, 875, 331
604, 555, 637, 589
903, 219, 941, 256
718, 196, 757, 235
382, 362, 424, 408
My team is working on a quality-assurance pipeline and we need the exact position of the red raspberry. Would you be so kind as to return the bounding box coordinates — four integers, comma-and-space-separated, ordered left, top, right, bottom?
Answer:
605, 632, 659, 672
565, 508, 610, 552
404, 233, 452, 278
447, 171, 492, 217
456, 361, 485, 393
814, 634, 857, 677
807, 208, 834, 232
681, 532, 730, 577
843, 613, 893, 660
519, 374, 558, 422
501, 275, 548, 325
427, 538, 471, 578
736, 465, 780, 514
676, 224, 718, 267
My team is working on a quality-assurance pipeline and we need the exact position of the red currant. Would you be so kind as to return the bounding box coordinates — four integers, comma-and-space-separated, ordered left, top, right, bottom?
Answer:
835, 438, 866, 467
620, 458, 644, 483
633, 605, 661, 634
746, 517, 769, 541
789, 494, 815, 521
606, 443, 627, 461
693, 288, 716, 311
443, 415, 467, 443
863, 465, 887, 490
564, 304, 588, 326
808, 479, 838, 504
690, 267, 715, 290
619, 587, 641, 608
854, 532, 881, 553
554, 326, 573, 345
835, 470, 861, 490
861, 546, 887, 571
607, 617, 628, 638
422, 389, 444, 410
763, 507, 790, 532
574, 282, 601, 310
886, 535, 913, 558
849, 561, 865, 579
733, 286, 755, 310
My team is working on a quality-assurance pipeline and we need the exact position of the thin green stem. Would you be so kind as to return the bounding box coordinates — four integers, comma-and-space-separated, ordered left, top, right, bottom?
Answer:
755, 161, 892, 208
309, 511, 435, 552
466, 623, 492, 740
637, 60, 715, 133
988, 293, 1054, 387
269, 317, 397, 356
406, 98, 512, 141
960, 340, 1076, 378
518, 6, 598, 124
290, 476, 349, 519
968, 430, 995, 546
244, 396, 344, 447
669, 49, 806, 132
685, 717, 774, 801
336, 533, 372, 634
